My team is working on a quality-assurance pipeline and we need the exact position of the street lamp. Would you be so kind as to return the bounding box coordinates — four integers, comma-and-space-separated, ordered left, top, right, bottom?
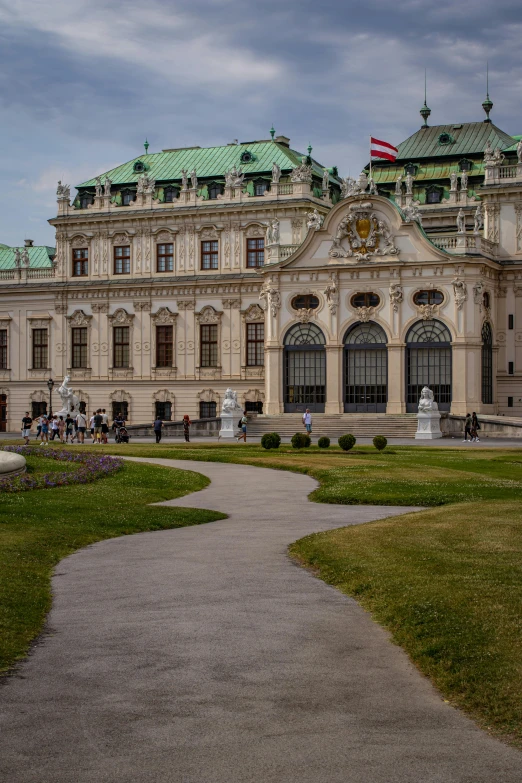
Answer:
47, 377, 54, 418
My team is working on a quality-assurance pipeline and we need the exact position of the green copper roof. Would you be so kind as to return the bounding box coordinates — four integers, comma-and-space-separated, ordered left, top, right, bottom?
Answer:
372, 160, 486, 185
503, 134, 522, 152
0, 246, 55, 270
78, 140, 335, 188
394, 122, 515, 161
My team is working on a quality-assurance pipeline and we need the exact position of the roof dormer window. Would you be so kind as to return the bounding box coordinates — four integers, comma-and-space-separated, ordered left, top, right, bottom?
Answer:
438, 133, 454, 146
459, 159, 473, 172
133, 160, 146, 173
404, 163, 417, 176
240, 150, 255, 164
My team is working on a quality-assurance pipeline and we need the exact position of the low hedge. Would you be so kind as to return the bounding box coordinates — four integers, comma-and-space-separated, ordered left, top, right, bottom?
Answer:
338, 434, 356, 451
318, 436, 330, 448
291, 432, 311, 449
261, 432, 281, 450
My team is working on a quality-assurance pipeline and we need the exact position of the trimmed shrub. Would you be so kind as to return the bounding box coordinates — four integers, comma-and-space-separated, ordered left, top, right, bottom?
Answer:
338, 434, 356, 451
291, 432, 311, 449
373, 435, 387, 451
318, 436, 330, 449
261, 432, 281, 450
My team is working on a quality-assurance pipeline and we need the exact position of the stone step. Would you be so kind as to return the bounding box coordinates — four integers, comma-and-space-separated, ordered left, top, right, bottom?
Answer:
247, 414, 418, 438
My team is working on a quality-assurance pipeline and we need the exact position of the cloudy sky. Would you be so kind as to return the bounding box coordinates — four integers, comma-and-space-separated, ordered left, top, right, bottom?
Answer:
1, 0, 521, 246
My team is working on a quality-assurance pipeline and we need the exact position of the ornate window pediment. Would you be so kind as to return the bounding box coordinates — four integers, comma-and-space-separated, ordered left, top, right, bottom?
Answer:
67, 309, 92, 326
152, 307, 177, 324
242, 304, 265, 322
329, 201, 398, 261
112, 232, 131, 246
108, 308, 134, 325
155, 229, 176, 243
196, 305, 222, 324
71, 235, 89, 248
245, 222, 266, 238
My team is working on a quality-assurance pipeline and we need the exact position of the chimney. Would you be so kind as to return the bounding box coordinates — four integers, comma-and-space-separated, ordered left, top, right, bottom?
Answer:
24, 239, 34, 247
275, 135, 290, 147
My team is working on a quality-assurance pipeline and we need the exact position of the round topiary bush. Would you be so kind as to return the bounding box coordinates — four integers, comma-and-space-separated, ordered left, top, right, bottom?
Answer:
338, 433, 356, 451
373, 435, 387, 451
318, 436, 330, 449
291, 432, 311, 449
261, 432, 281, 450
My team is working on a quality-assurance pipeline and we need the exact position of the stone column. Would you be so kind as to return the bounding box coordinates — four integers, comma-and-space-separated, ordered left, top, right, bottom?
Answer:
451, 343, 470, 414
386, 344, 406, 413
325, 345, 343, 413
264, 345, 282, 414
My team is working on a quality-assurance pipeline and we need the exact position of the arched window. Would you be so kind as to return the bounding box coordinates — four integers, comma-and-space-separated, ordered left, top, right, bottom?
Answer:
406, 319, 452, 411
284, 323, 326, 411
481, 322, 493, 404
413, 290, 444, 306
291, 294, 320, 311
351, 292, 380, 308
344, 322, 387, 412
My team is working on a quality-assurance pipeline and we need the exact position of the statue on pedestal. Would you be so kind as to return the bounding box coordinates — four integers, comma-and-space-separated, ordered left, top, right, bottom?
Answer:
57, 375, 80, 416
415, 386, 442, 439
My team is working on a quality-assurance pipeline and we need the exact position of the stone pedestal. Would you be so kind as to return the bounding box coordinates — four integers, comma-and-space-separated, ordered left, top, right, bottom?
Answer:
219, 411, 237, 439
415, 411, 442, 439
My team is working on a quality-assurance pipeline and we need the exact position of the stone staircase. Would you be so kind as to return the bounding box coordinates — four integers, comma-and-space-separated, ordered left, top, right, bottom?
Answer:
247, 413, 418, 439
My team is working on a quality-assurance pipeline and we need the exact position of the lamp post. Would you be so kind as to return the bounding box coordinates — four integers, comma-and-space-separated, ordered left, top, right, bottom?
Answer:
47, 377, 54, 418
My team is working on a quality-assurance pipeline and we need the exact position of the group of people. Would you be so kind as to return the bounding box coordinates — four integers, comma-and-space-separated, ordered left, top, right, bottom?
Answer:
21, 410, 128, 445
153, 414, 192, 443
463, 412, 481, 442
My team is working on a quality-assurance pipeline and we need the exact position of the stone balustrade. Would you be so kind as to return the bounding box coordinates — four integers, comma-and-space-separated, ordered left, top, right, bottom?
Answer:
430, 233, 497, 258
484, 161, 522, 185
0, 267, 56, 284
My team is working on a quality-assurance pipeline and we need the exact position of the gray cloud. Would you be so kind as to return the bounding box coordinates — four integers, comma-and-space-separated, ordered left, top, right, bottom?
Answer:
0, 0, 521, 245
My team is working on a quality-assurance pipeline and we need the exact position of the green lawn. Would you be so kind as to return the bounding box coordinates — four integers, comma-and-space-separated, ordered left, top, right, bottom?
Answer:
0, 456, 225, 674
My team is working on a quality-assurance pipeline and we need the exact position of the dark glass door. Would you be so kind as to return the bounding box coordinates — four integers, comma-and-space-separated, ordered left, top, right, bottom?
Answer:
344, 347, 387, 412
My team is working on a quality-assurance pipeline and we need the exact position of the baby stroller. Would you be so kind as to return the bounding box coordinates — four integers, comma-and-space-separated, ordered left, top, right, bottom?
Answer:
118, 426, 130, 444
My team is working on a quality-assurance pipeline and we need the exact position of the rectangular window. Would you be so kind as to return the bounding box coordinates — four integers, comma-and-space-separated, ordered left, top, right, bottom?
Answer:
113, 326, 130, 368
509, 361, 514, 375
0, 329, 7, 369
509, 314, 514, 330
199, 401, 217, 418
200, 324, 218, 367
246, 238, 264, 268
508, 396, 514, 408
201, 241, 219, 270
72, 248, 88, 277
246, 323, 264, 366
155, 401, 172, 421
114, 246, 131, 275
31, 401, 47, 419
157, 243, 174, 273
32, 328, 48, 369
245, 400, 263, 413
112, 401, 129, 420
156, 325, 173, 367
72, 327, 88, 369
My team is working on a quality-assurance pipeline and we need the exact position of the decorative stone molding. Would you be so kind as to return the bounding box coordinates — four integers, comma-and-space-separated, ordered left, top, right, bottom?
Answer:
484, 204, 500, 244
66, 309, 92, 326
108, 308, 134, 326
323, 274, 339, 315
152, 389, 175, 420
389, 283, 403, 312
91, 302, 109, 313
112, 232, 131, 246
151, 307, 177, 324
241, 388, 265, 406
329, 202, 398, 261
222, 299, 241, 309
197, 388, 220, 409
354, 306, 375, 323
154, 230, 176, 243
259, 279, 281, 317
497, 332, 506, 342
195, 306, 222, 324
109, 389, 132, 408
198, 225, 221, 241
133, 301, 152, 312
27, 315, 52, 329
452, 277, 468, 310
245, 223, 265, 238
71, 235, 89, 248
177, 300, 195, 310
515, 203, 522, 252
291, 219, 303, 245
417, 304, 440, 320
242, 304, 265, 323
29, 389, 48, 404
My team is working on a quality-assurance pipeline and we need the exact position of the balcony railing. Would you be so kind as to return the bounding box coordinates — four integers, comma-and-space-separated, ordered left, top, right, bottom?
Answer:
0, 267, 56, 283
430, 233, 497, 258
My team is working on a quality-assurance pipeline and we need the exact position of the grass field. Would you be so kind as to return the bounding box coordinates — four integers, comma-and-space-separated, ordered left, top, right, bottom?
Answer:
2, 439, 522, 745
0, 454, 225, 674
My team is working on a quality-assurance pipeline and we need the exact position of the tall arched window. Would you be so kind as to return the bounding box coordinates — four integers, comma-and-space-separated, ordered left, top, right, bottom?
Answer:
284, 323, 326, 412
344, 322, 387, 412
481, 322, 493, 404
406, 319, 452, 411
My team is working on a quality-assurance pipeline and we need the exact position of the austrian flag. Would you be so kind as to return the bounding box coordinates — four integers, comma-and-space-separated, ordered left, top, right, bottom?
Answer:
370, 137, 399, 162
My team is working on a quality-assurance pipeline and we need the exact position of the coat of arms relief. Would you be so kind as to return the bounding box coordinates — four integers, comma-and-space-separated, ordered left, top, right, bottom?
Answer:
329, 201, 398, 262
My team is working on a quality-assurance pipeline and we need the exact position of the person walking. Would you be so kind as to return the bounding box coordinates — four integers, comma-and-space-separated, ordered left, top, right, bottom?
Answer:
40, 416, 49, 444
471, 411, 481, 442
75, 410, 87, 444
302, 408, 313, 435
113, 412, 125, 443
153, 416, 163, 444
89, 412, 96, 441
35, 414, 43, 440
183, 414, 191, 443
50, 416, 59, 441
93, 409, 103, 444
65, 413, 74, 443
463, 412, 473, 442
21, 411, 33, 445
57, 416, 66, 443
101, 408, 109, 444
237, 411, 248, 443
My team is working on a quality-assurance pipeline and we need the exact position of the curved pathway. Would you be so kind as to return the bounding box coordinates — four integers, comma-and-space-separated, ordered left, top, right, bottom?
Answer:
1, 458, 521, 783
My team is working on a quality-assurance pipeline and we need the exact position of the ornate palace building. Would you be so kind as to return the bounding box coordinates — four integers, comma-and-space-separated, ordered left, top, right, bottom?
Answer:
1, 101, 522, 431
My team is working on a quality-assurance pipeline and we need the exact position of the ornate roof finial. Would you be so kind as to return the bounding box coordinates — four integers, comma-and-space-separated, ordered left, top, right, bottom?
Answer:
482, 63, 493, 123
144, 138, 150, 154
270, 125, 275, 141
420, 70, 431, 128
307, 143, 313, 156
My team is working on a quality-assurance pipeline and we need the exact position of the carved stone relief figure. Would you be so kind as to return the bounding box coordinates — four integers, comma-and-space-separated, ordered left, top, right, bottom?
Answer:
354, 306, 374, 323
474, 203, 483, 235
290, 160, 313, 183
323, 274, 339, 314
389, 282, 403, 312
457, 209, 466, 234
306, 209, 323, 230
259, 279, 281, 317
452, 277, 468, 310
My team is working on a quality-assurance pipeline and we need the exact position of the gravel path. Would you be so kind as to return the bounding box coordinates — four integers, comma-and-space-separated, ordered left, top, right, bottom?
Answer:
1, 457, 521, 783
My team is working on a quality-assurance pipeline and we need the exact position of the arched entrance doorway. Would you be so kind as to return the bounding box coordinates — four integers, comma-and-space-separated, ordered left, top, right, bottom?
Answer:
406, 319, 452, 412
344, 322, 388, 412
481, 321, 493, 404
284, 323, 326, 412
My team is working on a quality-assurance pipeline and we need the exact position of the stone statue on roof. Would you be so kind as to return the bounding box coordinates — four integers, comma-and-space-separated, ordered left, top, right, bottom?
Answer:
450, 172, 458, 190
457, 208, 466, 234
14, 248, 22, 268
272, 162, 281, 184
306, 209, 323, 230
104, 177, 112, 197
225, 166, 244, 188
405, 172, 414, 195
340, 177, 360, 198
322, 169, 329, 191
368, 178, 378, 195
460, 170, 468, 192
290, 161, 312, 184
474, 202, 483, 234
181, 169, 188, 190
484, 140, 494, 163
56, 181, 70, 200
22, 248, 30, 267
190, 169, 198, 189
95, 176, 103, 198
394, 175, 403, 196
357, 171, 368, 191
517, 140, 522, 164
402, 203, 422, 224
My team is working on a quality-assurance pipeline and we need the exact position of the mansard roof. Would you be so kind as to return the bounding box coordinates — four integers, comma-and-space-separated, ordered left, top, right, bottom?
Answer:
395, 122, 515, 161
78, 139, 338, 188
0, 245, 55, 270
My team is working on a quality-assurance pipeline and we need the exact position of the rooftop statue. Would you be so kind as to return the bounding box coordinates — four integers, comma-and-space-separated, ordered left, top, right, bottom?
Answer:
56, 181, 70, 200
181, 169, 189, 190
394, 175, 403, 196
402, 203, 422, 224
95, 176, 103, 198
418, 386, 439, 412
22, 248, 30, 267
517, 140, 522, 165
13, 248, 22, 268
104, 177, 112, 197
450, 172, 458, 190
460, 170, 468, 192
291, 160, 313, 184
272, 162, 281, 184
457, 208, 466, 234
306, 209, 323, 230
322, 169, 329, 191
225, 166, 244, 188
368, 178, 378, 195
190, 169, 198, 189
473, 203, 483, 234
405, 173, 414, 195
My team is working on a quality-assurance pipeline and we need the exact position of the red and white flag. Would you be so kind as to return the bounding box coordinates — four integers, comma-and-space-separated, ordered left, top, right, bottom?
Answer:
370, 137, 398, 162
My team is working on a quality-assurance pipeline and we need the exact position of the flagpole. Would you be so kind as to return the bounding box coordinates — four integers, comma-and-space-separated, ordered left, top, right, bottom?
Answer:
369, 135, 372, 183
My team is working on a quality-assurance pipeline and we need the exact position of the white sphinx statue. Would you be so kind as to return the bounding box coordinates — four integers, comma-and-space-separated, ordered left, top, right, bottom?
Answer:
56, 375, 80, 417
219, 388, 242, 439
415, 386, 442, 439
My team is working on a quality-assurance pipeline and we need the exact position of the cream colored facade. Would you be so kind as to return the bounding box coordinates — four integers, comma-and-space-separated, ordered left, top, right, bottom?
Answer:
1, 148, 522, 430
